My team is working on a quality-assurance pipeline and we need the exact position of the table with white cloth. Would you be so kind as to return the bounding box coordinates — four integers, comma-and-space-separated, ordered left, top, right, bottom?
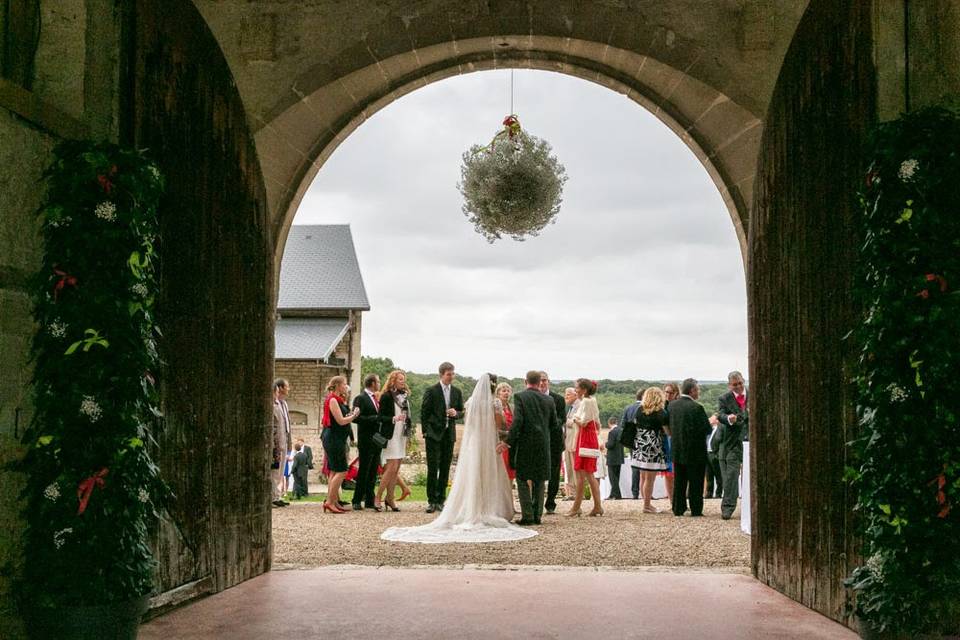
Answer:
740, 441, 751, 535
599, 466, 669, 500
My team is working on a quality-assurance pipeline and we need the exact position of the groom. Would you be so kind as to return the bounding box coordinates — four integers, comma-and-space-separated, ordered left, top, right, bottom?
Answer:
500, 370, 556, 525
420, 362, 464, 513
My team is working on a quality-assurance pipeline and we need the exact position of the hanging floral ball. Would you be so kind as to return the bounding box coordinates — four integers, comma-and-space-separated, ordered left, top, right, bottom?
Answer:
458, 115, 567, 243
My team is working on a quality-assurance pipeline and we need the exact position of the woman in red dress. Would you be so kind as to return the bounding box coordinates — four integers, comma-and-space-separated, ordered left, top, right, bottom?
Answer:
495, 381, 515, 480
567, 378, 603, 517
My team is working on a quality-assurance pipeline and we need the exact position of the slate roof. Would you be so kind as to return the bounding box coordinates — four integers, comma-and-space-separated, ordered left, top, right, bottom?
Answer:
277, 225, 370, 311
274, 318, 351, 361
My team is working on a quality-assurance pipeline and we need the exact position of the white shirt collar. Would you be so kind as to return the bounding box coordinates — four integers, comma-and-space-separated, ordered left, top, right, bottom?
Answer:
680, 394, 693, 399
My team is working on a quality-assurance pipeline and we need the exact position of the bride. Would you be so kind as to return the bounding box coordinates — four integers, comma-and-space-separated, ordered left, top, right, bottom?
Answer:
380, 373, 537, 543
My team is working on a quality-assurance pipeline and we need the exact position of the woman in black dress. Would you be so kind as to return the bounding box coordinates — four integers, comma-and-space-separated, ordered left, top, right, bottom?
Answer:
629, 387, 670, 513
321, 375, 359, 513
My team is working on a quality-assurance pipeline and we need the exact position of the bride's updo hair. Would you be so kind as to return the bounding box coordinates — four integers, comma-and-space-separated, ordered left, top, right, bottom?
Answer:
576, 378, 598, 397
487, 373, 498, 392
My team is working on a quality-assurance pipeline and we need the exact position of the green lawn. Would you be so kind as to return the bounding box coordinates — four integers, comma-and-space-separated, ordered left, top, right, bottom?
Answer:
285, 484, 429, 504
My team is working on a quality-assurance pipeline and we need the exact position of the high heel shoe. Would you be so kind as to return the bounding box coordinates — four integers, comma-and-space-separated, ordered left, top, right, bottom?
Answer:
397, 488, 411, 502
564, 508, 582, 518
385, 500, 400, 512
588, 507, 605, 517
323, 502, 345, 514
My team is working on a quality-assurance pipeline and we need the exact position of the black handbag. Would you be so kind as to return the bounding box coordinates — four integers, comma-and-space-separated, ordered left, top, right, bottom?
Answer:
372, 431, 389, 448
620, 420, 638, 449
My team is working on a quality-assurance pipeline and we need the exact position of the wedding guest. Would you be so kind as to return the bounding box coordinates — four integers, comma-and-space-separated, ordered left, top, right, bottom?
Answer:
377, 370, 411, 512
352, 373, 382, 511
562, 387, 578, 499
661, 381, 681, 502
539, 372, 567, 515
503, 370, 555, 525
631, 387, 670, 513
271, 379, 291, 508
290, 442, 310, 499
495, 381, 516, 480
604, 417, 624, 500
621, 388, 645, 499
669, 378, 710, 517
568, 378, 603, 517
717, 371, 749, 519
321, 376, 359, 514
704, 414, 723, 500
420, 362, 464, 513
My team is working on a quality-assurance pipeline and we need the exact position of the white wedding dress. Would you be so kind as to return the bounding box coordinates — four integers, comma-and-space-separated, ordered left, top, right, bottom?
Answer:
380, 374, 537, 543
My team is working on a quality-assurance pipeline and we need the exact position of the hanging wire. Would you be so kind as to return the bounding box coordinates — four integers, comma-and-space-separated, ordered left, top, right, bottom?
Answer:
510, 69, 514, 115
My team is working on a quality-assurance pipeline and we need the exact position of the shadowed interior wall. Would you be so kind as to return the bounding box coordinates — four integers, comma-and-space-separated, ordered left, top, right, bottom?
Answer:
749, 0, 875, 626
128, 0, 274, 601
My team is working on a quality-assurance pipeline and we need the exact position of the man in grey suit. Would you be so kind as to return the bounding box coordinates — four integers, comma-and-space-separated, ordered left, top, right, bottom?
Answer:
499, 370, 556, 525
271, 378, 292, 507
604, 417, 625, 499
717, 371, 749, 519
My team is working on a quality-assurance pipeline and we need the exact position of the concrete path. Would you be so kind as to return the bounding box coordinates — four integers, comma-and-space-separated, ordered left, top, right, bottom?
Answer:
140, 567, 857, 639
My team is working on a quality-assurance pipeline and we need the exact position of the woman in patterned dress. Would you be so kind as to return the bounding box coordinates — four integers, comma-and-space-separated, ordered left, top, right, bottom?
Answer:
495, 381, 515, 480
567, 378, 603, 517
629, 387, 670, 513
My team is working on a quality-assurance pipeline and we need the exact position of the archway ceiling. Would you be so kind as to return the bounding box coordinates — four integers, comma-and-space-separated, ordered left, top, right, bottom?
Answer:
192, 0, 809, 257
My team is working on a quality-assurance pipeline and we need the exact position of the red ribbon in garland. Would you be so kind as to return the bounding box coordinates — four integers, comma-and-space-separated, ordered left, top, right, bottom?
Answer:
53, 268, 77, 301
97, 164, 119, 194
77, 467, 108, 515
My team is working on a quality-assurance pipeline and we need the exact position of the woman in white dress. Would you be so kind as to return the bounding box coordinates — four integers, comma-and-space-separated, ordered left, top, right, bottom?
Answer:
381, 374, 536, 543
376, 370, 410, 512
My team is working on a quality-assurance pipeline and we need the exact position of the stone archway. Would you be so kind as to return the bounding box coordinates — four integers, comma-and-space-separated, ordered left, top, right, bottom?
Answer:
128, 0, 873, 629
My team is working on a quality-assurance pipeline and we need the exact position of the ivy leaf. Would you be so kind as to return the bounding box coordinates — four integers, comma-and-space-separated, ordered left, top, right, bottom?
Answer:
36, 435, 53, 447
895, 199, 914, 224
128, 438, 144, 449
879, 504, 892, 515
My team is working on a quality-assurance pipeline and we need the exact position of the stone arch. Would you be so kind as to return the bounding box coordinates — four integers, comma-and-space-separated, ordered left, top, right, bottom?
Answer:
258, 40, 763, 270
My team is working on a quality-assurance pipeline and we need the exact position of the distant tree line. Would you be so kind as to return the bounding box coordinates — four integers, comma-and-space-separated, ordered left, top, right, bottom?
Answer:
360, 356, 733, 426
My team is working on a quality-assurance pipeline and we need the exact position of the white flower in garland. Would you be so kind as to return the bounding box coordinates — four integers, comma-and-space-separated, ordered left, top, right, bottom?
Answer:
94, 201, 117, 221
148, 165, 162, 183
43, 483, 61, 501
49, 215, 73, 229
898, 159, 919, 181
53, 527, 73, 550
138, 488, 150, 503
48, 320, 68, 338
131, 283, 149, 297
887, 384, 908, 402
80, 396, 102, 422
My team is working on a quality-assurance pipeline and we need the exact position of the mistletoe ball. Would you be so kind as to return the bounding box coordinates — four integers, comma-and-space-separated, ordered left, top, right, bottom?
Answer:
458, 116, 567, 243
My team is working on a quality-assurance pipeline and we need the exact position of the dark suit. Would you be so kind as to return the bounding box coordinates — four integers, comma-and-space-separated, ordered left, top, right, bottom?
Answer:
507, 387, 556, 523
667, 395, 710, 516
420, 382, 464, 506
352, 391, 381, 508
704, 426, 722, 499
717, 390, 748, 517
620, 402, 642, 498
605, 425, 625, 499
544, 390, 566, 511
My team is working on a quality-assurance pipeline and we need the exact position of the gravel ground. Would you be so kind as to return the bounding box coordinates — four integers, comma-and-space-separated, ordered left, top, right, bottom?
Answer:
272, 497, 749, 569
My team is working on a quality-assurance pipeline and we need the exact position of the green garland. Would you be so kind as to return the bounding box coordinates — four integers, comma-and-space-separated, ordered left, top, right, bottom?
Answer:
13, 141, 168, 608
846, 107, 960, 635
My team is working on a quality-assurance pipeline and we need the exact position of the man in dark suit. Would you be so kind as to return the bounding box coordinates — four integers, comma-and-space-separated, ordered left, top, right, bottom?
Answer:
704, 414, 723, 499
420, 362, 464, 513
539, 372, 566, 514
604, 417, 625, 499
717, 371, 749, 519
668, 378, 711, 517
499, 370, 555, 525
351, 373, 382, 511
619, 388, 645, 499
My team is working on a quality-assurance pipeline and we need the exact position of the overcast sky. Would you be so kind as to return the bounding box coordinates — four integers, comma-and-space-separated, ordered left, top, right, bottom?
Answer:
292, 70, 747, 381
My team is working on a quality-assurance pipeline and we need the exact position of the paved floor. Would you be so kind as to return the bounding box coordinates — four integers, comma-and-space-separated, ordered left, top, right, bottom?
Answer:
140, 567, 857, 640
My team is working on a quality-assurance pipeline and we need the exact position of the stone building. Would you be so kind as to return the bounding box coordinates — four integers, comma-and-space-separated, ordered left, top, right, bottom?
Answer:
274, 225, 369, 430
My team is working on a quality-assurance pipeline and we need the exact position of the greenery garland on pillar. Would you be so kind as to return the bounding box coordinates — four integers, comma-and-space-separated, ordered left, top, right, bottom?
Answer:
846, 107, 960, 637
13, 141, 168, 614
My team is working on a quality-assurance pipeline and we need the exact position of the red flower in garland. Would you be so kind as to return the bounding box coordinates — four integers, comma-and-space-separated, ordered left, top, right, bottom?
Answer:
926, 273, 948, 292
52, 268, 77, 301
931, 469, 951, 519
77, 467, 109, 515
96, 164, 119, 194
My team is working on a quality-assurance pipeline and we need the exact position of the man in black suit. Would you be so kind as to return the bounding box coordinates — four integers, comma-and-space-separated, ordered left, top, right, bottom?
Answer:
351, 373, 382, 511
619, 388, 645, 499
717, 371, 749, 520
668, 378, 711, 517
604, 417, 625, 499
499, 370, 555, 525
420, 362, 464, 513
704, 414, 723, 500
539, 372, 566, 514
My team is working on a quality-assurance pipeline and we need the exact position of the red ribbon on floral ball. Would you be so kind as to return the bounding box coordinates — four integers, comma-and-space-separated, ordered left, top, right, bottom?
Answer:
77, 467, 108, 515
53, 268, 77, 301
502, 115, 521, 140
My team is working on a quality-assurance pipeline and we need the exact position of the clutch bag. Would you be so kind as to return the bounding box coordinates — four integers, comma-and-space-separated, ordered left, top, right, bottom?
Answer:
578, 447, 601, 459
